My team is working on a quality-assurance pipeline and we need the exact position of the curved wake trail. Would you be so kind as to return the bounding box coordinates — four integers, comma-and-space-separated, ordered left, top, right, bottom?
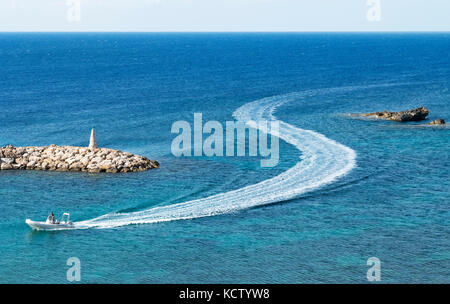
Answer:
76, 88, 357, 229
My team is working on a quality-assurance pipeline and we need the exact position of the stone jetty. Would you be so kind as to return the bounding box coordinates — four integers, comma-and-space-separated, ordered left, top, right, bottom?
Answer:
0, 129, 159, 173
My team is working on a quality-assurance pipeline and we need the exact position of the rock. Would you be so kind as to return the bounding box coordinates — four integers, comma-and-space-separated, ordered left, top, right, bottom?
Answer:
57, 163, 69, 171
79, 157, 90, 166
91, 156, 103, 164
98, 160, 113, 170
16, 159, 28, 167
1, 163, 13, 170
3, 149, 16, 158
28, 155, 40, 163
88, 167, 101, 173
26, 161, 36, 169
41, 162, 49, 170
428, 119, 446, 125
0, 158, 15, 164
363, 107, 430, 122
12, 164, 22, 170
66, 157, 78, 166
69, 162, 83, 171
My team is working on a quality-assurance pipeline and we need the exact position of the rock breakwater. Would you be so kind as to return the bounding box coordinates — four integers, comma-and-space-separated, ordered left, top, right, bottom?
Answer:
0, 144, 159, 173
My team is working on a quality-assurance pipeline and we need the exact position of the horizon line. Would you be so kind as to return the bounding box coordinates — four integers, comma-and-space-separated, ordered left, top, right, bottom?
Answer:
1, 30, 450, 34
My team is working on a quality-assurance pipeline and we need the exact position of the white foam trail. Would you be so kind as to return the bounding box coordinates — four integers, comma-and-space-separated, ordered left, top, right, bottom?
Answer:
76, 88, 358, 229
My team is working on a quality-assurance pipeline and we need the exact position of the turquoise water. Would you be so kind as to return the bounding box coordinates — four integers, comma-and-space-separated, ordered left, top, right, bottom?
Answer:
0, 33, 449, 283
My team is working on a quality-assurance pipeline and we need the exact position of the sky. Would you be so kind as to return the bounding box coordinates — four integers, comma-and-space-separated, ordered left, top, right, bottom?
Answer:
0, 0, 449, 32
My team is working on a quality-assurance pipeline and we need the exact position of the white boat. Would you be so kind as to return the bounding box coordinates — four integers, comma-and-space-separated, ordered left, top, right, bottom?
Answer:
26, 213, 75, 230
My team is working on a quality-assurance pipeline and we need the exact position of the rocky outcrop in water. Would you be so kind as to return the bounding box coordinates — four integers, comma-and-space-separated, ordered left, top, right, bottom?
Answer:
0, 144, 159, 173
363, 107, 430, 122
428, 119, 446, 125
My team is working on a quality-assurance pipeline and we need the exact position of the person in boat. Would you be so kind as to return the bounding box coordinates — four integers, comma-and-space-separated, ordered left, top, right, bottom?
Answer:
47, 212, 55, 224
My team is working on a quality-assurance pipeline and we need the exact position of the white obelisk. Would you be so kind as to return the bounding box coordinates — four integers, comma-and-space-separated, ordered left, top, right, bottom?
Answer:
89, 128, 98, 150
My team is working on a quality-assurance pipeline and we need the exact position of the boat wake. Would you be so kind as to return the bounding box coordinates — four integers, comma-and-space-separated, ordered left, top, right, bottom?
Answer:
76, 87, 359, 229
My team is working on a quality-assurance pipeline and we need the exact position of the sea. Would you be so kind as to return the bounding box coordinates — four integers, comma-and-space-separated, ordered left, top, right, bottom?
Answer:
0, 33, 449, 283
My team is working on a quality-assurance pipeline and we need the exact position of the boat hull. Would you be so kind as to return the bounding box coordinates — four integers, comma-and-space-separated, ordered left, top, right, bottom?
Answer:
25, 219, 74, 231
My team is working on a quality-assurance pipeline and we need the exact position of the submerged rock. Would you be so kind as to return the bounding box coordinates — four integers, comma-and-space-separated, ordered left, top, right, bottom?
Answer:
363, 107, 429, 122
0, 145, 159, 173
428, 119, 446, 125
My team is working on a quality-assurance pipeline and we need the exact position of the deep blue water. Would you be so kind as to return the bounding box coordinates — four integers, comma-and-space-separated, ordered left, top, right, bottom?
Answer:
0, 33, 449, 283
